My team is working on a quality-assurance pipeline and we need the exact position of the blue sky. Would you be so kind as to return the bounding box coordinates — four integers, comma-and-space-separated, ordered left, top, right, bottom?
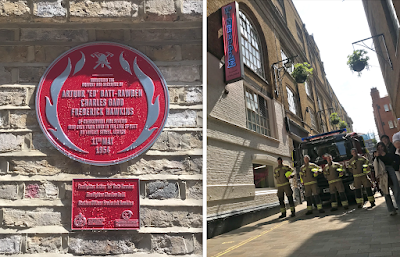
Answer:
293, 0, 388, 138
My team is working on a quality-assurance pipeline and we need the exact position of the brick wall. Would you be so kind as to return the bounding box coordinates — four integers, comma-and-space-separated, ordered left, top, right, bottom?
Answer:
0, 0, 202, 255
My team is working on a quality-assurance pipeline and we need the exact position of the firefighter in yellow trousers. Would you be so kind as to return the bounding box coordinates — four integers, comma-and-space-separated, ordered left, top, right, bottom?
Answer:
300, 155, 325, 215
274, 157, 295, 218
323, 154, 349, 211
349, 148, 375, 208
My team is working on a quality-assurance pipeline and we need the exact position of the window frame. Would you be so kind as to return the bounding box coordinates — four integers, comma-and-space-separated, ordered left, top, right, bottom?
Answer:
389, 120, 394, 129
239, 10, 265, 79
244, 87, 271, 137
286, 86, 298, 115
384, 104, 389, 112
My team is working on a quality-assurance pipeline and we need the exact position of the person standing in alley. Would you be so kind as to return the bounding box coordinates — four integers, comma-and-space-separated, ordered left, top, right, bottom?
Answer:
374, 142, 400, 215
274, 157, 296, 218
349, 148, 375, 208
381, 135, 396, 155
323, 154, 349, 211
300, 155, 325, 215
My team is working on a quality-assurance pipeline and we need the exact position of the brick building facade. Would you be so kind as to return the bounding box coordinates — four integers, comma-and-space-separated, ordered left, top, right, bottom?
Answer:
0, 0, 203, 255
207, 0, 353, 237
371, 87, 399, 140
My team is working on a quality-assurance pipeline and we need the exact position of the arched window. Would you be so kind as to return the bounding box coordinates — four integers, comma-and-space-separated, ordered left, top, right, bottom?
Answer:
239, 10, 265, 78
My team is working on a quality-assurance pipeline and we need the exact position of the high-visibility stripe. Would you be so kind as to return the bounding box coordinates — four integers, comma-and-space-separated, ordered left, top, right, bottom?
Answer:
368, 196, 375, 202
307, 206, 313, 210
277, 182, 290, 187
356, 198, 363, 204
280, 208, 286, 213
342, 200, 349, 206
331, 202, 338, 208
290, 207, 295, 212
354, 173, 366, 178
285, 171, 292, 178
317, 204, 323, 210
328, 179, 342, 184
304, 181, 317, 186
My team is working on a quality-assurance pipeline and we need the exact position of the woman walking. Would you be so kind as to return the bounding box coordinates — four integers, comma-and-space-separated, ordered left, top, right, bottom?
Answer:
374, 142, 400, 215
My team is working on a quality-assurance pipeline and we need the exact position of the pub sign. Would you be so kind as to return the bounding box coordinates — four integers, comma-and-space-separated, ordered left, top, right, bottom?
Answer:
36, 42, 169, 166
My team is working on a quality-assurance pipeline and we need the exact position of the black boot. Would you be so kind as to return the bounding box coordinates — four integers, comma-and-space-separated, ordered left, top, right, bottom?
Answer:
278, 212, 286, 219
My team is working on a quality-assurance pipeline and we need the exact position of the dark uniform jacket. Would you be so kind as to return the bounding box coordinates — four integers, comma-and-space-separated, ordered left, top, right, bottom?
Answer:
274, 165, 293, 187
323, 162, 343, 183
299, 163, 321, 185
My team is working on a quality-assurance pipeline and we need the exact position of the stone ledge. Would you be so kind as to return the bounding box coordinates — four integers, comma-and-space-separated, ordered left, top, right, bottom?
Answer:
0, 149, 203, 157
6, 253, 202, 257
0, 174, 203, 181
0, 198, 202, 207
0, 106, 31, 110
0, 84, 36, 88
0, 226, 202, 235
170, 104, 202, 110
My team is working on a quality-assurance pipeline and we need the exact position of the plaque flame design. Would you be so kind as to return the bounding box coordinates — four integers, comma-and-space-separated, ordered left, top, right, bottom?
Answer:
118, 53, 160, 153
45, 55, 88, 154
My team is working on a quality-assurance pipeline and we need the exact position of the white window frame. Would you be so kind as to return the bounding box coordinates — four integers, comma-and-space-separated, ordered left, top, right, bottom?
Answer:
384, 104, 389, 112
281, 49, 294, 74
286, 86, 297, 115
309, 108, 316, 129
245, 87, 271, 136
389, 120, 394, 129
239, 11, 265, 78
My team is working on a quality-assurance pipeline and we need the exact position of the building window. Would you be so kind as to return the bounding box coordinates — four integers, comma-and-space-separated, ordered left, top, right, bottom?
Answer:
395, 120, 398, 127
309, 108, 317, 129
253, 164, 274, 188
277, 0, 286, 20
384, 104, 389, 112
389, 120, 394, 128
286, 86, 298, 115
281, 49, 294, 73
317, 95, 323, 111
239, 11, 265, 78
245, 87, 271, 136
390, 103, 393, 110
305, 80, 311, 97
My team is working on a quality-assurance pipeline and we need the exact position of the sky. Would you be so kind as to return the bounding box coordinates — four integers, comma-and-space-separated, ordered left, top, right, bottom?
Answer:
293, 0, 388, 139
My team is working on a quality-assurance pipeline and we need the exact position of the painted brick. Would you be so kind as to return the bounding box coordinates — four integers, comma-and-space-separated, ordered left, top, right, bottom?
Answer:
0, 235, 21, 254
159, 65, 200, 82
70, 0, 134, 17
0, 87, 26, 106
25, 181, 58, 199
0, 29, 15, 41
2, 208, 62, 227
26, 236, 64, 254
68, 234, 146, 255
151, 131, 202, 151
145, 45, 181, 61
34, 45, 70, 62
182, 0, 202, 15
146, 181, 179, 199
21, 28, 89, 42
130, 29, 201, 42
165, 110, 198, 127
144, 0, 176, 16
0, 183, 18, 200
141, 206, 202, 228
0, 134, 24, 152
151, 234, 194, 255
0, 0, 30, 17
18, 66, 47, 83
33, 0, 66, 17
124, 156, 202, 175
9, 109, 38, 129
0, 46, 29, 62
187, 180, 202, 200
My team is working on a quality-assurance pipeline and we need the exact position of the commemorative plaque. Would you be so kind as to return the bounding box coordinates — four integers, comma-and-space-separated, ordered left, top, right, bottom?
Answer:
72, 179, 139, 230
36, 42, 169, 166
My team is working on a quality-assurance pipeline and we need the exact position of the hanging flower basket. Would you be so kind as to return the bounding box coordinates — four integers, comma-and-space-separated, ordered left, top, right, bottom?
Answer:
347, 50, 369, 76
292, 62, 313, 83
330, 112, 341, 125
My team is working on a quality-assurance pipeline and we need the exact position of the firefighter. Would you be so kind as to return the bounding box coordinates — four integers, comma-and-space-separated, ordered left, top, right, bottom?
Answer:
349, 148, 375, 208
323, 154, 349, 211
274, 157, 295, 218
300, 155, 325, 215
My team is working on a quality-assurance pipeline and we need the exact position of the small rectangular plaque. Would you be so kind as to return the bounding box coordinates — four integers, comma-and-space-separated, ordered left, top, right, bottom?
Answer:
72, 178, 140, 230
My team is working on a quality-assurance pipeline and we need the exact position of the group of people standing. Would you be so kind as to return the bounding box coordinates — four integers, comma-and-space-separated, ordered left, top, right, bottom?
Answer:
274, 145, 379, 218
373, 135, 400, 216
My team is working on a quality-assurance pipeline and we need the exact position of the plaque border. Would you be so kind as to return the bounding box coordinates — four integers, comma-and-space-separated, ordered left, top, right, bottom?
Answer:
71, 178, 141, 231
35, 41, 169, 166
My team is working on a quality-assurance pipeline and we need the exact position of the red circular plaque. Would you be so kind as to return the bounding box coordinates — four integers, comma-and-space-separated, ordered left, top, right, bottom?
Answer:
36, 42, 169, 166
